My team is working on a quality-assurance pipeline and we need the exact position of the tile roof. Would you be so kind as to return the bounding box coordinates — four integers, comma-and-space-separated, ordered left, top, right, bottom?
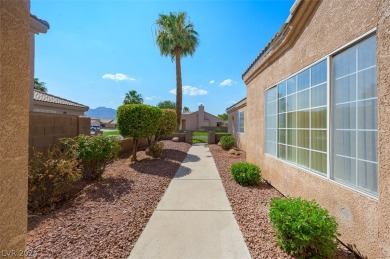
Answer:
34, 90, 88, 109
226, 97, 247, 112
242, 0, 301, 80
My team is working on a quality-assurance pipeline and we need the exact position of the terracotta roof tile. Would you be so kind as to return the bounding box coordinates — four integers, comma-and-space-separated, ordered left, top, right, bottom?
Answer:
34, 90, 88, 109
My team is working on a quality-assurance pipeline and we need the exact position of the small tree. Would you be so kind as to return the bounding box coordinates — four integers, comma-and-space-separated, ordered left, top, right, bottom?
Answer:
117, 104, 162, 161
156, 109, 177, 140
183, 106, 190, 112
157, 100, 176, 109
218, 113, 228, 121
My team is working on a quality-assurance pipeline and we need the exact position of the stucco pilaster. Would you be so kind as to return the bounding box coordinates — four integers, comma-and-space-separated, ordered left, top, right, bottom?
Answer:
377, 0, 390, 257
0, 0, 30, 251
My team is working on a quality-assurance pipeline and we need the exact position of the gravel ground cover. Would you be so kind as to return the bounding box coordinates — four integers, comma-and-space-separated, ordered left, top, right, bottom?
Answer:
209, 144, 358, 259
27, 140, 191, 258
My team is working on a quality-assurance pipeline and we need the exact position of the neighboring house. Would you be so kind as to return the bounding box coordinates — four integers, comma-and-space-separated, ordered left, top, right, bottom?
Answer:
100, 119, 117, 129
239, 0, 389, 258
180, 104, 224, 131
29, 14, 90, 156
91, 118, 102, 127
33, 89, 89, 115
226, 97, 246, 151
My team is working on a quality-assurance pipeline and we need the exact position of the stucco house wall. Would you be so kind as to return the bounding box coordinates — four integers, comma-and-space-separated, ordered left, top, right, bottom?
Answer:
180, 105, 224, 131
227, 98, 247, 151
0, 0, 30, 251
243, 0, 389, 258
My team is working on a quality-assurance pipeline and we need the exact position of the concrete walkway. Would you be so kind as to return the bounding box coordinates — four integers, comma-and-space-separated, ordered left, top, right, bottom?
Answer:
128, 143, 251, 259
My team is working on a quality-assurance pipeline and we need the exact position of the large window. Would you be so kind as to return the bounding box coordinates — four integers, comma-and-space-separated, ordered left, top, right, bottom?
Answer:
277, 59, 327, 175
237, 111, 244, 133
332, 35, 377, 194
264, 34, 377, 196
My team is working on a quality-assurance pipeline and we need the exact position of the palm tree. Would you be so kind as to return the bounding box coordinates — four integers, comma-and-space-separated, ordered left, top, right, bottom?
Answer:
183, 106, 190, 112
34, 78, 48, 92
155, 12, 199, 130
123, 90, 143, 104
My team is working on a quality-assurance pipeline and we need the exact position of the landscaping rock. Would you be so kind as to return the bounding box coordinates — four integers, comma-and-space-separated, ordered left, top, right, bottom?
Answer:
209, 144, 359, 259
217, 141, 221, 146
27, 141, 191, 258
228, 149, 240, 155
172, 137, 179, 142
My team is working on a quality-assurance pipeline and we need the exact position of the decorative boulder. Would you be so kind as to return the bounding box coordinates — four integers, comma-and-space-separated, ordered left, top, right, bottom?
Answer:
218, 141, 221, 146
172, 137, 179, 142
228, 149, 240, 155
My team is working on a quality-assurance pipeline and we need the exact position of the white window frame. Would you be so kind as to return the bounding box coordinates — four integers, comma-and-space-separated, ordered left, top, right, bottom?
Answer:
263, 29, 378, 199
237, 111, 244, 133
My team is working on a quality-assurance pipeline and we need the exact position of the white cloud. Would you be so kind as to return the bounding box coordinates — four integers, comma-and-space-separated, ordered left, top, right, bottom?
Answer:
169, 86, 208, 96
219, 79, 234, 87
102, 73, 136, 81
227, 100, 237, 104
145, 96, 162, 100
209, 80, 215, 84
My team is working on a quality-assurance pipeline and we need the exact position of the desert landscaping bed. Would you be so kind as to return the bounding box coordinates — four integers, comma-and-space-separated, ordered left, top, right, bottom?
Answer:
27, 140, 191, 258
209, 144, 358, 259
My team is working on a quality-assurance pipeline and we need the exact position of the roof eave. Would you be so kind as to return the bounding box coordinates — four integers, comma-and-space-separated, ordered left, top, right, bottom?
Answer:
242, 0, 320, 84
226, 97, 247, 113
30, 14, 49, 34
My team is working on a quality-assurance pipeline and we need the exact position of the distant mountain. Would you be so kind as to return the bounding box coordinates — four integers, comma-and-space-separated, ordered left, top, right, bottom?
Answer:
86, 107, 117, 120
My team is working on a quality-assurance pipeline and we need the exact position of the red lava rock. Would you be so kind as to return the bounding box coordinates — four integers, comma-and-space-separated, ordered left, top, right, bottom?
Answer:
27, 140, 191, 259
209, 144, 358, 259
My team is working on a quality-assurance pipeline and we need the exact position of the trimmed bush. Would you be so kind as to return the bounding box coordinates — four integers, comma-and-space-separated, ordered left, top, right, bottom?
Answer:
269, 197, 338, 258
28, 144, 81, 213
117, 104, 162, 160
62, 135, 120, 181
71, 135, 120, 180
146, 141, 164, 158
230, 162, 261, 185
156, 109, 177, 140
220, 135, 235, 150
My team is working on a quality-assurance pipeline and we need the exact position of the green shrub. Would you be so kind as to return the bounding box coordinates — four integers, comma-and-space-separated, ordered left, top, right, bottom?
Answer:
28, 144, 81, 213
146, 141, 164, 158
117, 104, 162, 160
220, 135, 236, 150
156, 109, 177, 140
230, 162, 261, 185
70, 135, 120, 180
269, 197, 338, 258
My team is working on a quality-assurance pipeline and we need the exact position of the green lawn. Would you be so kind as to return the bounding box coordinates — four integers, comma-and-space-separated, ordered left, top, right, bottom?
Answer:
103, 130, 121, 136
192, 131, 208, 144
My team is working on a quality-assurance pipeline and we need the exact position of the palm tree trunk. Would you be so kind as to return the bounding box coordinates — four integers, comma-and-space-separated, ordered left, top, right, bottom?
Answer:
175, 48, 182, 131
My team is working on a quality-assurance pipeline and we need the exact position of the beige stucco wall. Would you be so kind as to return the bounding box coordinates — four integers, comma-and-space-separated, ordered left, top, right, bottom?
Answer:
181, 108, 224, 131
0, 0, 30, 251
204, 112, 224, 128
227, 107, 247, 151
181, 112, 198, 131
377, 0, 390, 256
33, 101, 87, 115
244, 0, 386, 257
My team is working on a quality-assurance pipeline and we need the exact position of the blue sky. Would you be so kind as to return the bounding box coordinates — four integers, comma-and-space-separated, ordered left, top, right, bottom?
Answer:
31, 0, 294, 116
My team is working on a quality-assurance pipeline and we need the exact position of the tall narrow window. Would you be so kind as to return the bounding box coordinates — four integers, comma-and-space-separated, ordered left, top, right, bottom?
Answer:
332, 35, 377, 195
239, 111, 244, 133
265, 88, 277, 156
236, 111, 244, 133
